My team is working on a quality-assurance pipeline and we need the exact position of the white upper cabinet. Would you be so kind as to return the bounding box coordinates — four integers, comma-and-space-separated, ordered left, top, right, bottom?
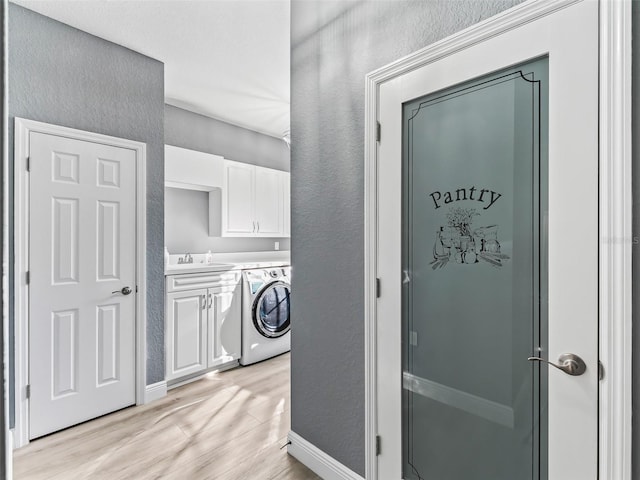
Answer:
221, 160, 289, 237
165, 145, 224, 191
254, 166, 283, 236
222, 161, 255, 235
165, 148, 290, 238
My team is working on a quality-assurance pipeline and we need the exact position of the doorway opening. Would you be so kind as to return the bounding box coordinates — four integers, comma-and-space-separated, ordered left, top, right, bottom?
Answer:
363, 1, 632, 479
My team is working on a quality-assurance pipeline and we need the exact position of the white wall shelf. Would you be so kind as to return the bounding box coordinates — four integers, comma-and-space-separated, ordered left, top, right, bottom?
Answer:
165, 144, 224, 191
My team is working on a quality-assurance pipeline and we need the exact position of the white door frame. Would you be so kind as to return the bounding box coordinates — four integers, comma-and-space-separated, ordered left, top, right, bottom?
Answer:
12, 118, 148, 449
363, 1, 632, 479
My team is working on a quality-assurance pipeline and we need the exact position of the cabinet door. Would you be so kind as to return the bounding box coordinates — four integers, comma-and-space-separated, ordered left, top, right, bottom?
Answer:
166, 289, 208, 381
281, 172, 291, 237
222, 161, 255, 236
254, 166, 283, 236
207, 287, 242, 368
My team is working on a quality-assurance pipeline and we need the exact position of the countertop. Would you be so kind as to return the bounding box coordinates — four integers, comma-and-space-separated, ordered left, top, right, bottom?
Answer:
165, 251, 290, 275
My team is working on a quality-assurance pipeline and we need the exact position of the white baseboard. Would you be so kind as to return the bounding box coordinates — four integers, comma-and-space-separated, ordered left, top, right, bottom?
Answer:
287, 431, 364, 480
144, 381, 167, 404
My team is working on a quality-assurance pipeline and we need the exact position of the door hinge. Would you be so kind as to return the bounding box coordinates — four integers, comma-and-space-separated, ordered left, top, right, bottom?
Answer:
376, 122, 381, 142
376, 435, 381, 456
136, 285, 138, 293
599, 361, 604, 381
376, 278, 381, 298
26, 157, 30, 172
25, 271, 30, 285
26, 385, 30, 399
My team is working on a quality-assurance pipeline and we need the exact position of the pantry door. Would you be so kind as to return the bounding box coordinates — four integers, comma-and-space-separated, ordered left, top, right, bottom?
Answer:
28, 131, 137, 439
374, 1, 598, 479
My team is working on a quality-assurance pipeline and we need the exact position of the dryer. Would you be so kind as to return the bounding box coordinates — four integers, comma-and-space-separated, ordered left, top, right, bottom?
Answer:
240, 267, 291, 365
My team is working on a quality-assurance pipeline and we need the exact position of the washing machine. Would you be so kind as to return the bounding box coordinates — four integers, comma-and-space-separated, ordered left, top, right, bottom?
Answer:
240, 266, 291, 365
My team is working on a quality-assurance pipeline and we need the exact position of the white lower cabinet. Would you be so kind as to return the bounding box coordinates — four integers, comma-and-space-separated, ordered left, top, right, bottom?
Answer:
166, 271, 241, 383
207, 287, 241, 368
166, 289, 208, 380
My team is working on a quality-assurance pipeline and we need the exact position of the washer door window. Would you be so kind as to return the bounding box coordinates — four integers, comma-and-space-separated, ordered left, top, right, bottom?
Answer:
252, 281, 291, 338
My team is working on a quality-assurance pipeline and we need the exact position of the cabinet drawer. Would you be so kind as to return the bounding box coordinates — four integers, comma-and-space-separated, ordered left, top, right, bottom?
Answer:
167, 271, 240, 292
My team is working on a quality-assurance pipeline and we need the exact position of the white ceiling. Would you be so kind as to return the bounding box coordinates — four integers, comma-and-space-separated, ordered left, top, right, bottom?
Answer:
12, 0, 290, 139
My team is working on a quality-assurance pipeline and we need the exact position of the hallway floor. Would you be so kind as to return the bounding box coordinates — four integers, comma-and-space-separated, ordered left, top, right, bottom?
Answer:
14, 352, 319, 479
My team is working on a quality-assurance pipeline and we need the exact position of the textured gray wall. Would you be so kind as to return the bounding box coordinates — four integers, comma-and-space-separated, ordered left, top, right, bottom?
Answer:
165, 187, 290, 254
290, 0, 527, 475
8, 2, 166, 415
165, 104, 290, 171
164, 105, 290, 254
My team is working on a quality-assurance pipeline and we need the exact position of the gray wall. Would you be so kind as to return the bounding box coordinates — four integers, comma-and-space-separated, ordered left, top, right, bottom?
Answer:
165, 104, 290, 171
8, 2, 166, 418
164, 105, 290, 254
165, 187, 290, 254
290, 0, 529, 475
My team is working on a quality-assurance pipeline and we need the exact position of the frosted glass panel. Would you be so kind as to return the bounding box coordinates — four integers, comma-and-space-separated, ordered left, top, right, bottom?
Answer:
402, 58, 548, 480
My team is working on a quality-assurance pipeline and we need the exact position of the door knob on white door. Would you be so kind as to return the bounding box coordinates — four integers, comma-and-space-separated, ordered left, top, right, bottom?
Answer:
528, 353, 587, 376
112, 286, 132, 295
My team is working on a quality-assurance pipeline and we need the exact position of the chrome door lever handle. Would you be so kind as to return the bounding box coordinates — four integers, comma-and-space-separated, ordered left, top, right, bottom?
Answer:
528, 353, 587, 376
112, 286, 132, 295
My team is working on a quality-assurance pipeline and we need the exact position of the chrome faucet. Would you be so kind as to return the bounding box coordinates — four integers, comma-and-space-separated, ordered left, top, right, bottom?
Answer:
177, 253, 193, 264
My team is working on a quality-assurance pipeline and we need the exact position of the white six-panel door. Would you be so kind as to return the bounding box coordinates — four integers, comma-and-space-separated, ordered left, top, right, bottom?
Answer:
29, 132, 137, 439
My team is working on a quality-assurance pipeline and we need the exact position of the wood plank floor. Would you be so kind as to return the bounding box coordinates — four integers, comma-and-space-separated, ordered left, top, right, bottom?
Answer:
14, 353, 320, 480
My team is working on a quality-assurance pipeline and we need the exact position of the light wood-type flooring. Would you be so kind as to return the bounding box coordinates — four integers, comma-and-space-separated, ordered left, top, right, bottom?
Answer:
14, 352, 320, 480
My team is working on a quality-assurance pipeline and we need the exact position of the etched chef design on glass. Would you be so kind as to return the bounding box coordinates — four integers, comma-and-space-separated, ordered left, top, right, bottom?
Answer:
430, 187, 509, 269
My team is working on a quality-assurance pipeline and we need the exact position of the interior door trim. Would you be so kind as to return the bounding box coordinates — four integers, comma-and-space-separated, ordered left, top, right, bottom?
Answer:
362, 1, 632, 479
12, 118, 148, 449
598, 1, 633, 479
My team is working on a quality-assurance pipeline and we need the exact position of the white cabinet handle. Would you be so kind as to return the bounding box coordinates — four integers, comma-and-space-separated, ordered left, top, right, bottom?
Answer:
257, 221, 260, 233
252, 221, 256, 233
201, 295, 206, 310
208, 293, 213, 309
